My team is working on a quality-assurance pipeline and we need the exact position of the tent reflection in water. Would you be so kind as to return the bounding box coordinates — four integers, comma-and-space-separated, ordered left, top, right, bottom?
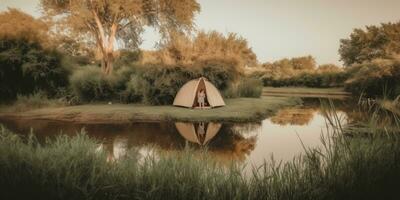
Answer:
175, 122, 222, 145
173, 77, 225, 108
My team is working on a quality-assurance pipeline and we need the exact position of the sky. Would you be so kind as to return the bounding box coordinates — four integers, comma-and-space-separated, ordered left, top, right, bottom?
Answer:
1, 0, 400, 65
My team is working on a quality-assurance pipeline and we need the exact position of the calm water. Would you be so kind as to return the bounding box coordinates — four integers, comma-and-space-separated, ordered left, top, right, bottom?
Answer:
0, 98, 355, 169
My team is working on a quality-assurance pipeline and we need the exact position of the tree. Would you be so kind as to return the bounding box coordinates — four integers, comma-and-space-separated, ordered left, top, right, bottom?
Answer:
0, 8, 50, 46
0, 8, 69, 101
289, 56, 316, 71
151, 31, 257, 68
260, 55, 316, 79
40, 0, 200, 75
339, 22, 400, 66
317, 64, 342, 73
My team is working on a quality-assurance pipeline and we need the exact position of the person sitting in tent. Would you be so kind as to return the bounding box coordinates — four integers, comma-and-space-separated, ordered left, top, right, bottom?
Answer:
197, 122, 206, 143
197, 89, 206, 109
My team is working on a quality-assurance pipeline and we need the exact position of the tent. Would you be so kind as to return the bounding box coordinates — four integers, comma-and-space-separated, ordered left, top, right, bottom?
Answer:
175, 122, 222, 145
173, 77, 225, 108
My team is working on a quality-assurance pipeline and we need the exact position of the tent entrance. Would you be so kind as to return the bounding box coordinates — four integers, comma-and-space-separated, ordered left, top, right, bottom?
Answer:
192, 78, 210, 108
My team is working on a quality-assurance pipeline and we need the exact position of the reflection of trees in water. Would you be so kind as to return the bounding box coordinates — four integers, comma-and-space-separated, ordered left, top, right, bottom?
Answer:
269, 98, 359, 126
270, 107, 316, 126
345, 99, 400, 128
206, 124, 259, 162
302, 98, 357, 113
0, 119, 260, 163
230, 122, 262, 134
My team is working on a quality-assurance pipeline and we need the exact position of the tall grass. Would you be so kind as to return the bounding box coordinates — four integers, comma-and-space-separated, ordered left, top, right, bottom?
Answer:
6, 92, 67, 112
224, 78, 263, 98
1, 102, 400, 199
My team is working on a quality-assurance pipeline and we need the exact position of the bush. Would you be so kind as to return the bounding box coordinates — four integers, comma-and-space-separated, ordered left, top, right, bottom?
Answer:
134, 65, 196, 105
344, 58, 400, 98
69, 66, 120, 102
70, 58, 241, 105
197, 58, 241, 91
11, 92, 67, 112
120, 74, 145, 103
256, 71, 349, 88
0, 38, 69, 101
237, 78, 263, 97
123, 59, 241, 105
225, 78, 263, 98
114, 49, 142, 67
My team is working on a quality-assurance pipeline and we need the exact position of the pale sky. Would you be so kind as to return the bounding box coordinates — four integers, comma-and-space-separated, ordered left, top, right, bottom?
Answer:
1, 0, 400, 65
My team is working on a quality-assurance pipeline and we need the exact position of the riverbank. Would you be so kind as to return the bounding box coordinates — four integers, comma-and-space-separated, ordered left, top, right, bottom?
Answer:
0, 97, 301, 123
263, 87, 351, 99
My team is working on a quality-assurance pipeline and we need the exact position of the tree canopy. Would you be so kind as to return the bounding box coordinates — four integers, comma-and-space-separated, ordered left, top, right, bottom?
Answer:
339, 22, 400, 66
141, 31, 257, 68
261, 56, 317, 78
40, 0, 200, 74
0, 8, 50, 47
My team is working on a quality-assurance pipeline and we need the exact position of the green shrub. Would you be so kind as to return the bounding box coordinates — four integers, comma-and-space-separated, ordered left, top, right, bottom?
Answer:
344, 58, 400, 98
0, 38, 69, 101
9, 92, 67, 112
69, 66, 119, 102
114, 49, 142, 67
236, 78, 263, 98
137, 65, 195, 105
256, 71, 348, 88
225, 78, 262, 98
196, 58, 241, 91
121, 74, 146, 103
129, 59, 241, 105
70, 58, 241, 105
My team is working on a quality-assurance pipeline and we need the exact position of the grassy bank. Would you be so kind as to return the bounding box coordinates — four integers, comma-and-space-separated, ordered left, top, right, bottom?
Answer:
0, 116, 400, 200
0, 97, 300, 123
263, 87, 351, 99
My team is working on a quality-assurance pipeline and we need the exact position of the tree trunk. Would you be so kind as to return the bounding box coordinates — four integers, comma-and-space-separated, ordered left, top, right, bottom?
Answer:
102, 51, 114, 75
92, 10, 117, 75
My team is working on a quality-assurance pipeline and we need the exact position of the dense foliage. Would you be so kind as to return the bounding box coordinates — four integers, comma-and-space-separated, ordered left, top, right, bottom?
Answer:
344, 57, 400, 98
148, 31, 257, 68
0, 38, 69, 101
70, 58, 243, 104
0, 8, 51, 47
251, 56, 346, 88
338, 22, 400, 98
0, 8, 69, 102
40, 0, 201, 74
224, 78, 263, 98
339, 22, 400, 66
256, 71, 349, 88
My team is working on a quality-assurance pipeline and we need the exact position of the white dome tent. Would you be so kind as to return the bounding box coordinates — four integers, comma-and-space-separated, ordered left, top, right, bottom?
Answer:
173, 77, 225, 108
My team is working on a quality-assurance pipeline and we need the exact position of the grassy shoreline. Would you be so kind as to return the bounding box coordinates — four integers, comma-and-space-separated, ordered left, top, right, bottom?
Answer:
0, 97, 301, 123
263, 87, 351, 99
1, 119, 400, 200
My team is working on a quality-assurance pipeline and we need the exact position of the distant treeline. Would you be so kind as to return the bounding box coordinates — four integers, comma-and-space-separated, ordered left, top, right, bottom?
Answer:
250, 56, 348, 88
252, 21, 400, 98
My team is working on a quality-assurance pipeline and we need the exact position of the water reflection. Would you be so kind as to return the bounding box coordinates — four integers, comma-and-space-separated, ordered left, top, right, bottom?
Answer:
0, 118, 260, 163
175, 122, 221, 145
0, 98, 358, 169
270, 107, 316, 125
